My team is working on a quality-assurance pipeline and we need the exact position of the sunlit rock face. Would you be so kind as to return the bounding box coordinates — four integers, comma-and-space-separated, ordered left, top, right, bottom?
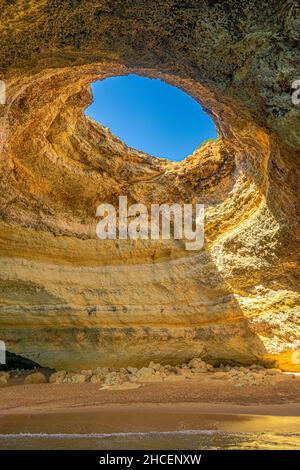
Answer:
0, 0, 299, 371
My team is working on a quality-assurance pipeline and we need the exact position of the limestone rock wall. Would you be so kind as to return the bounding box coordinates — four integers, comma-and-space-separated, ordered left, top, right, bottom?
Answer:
0, 0, 299, 370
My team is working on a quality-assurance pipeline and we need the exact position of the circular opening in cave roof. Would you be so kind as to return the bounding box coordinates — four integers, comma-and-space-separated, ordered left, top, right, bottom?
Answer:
85, 74, 218, 161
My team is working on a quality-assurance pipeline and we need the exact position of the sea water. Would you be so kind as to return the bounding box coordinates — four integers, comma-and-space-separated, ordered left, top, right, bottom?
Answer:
0, 410, 299, 450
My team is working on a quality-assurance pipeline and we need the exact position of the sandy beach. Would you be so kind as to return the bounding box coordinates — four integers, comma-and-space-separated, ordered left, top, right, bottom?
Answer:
1, 375, 300, 449
1, 374, 299, 415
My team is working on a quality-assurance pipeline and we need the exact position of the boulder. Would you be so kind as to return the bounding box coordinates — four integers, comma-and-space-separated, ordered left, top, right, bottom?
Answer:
128, 374, 138, 383
139, 375, 163, 383
179, 369, 194, 378
188, 358, 207, 370
90, 374, 104, 384
136, 367, 155, 382
104, 372, 123, 386
190, 367, 207, 374
163, 366, 178, 375
49, 370, 66, 384
0, 371, 9, 380
148, 361, 162, 372
70, 374, 86, 384
212, 371, 229, 380
0, 376, 8, 387
24, 372, 47, 384
92, 367, 110, 378
81, 369, 93, 377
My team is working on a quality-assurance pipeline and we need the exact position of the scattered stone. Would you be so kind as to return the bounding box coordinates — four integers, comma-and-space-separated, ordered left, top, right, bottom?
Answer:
24, 372, 47, 384
179, 369, 194, 378
128, 374, 138, 383
62, 375, 72, 384
142, 374, 163, 383
148, 361, 162, 372
188, 358, 207, 370
62, 372, 83, 384
245, 372, 255, 379
49, 371, 66, 384
173, 367, 184, 375
190, 367, 207, 374
93, 367, 110, 377
138, 366, 152, 376
249, 364, 265, 371
164, 366, 178, 375
0, 372, 9, 380
2, 361, 292, 390
136, 367, 155, 379
0, 376, 8, 387
212, 371, 228, 379
104, 372, 123, 386
90, 374, 104, 384
256, 369, 267, 376
70, 374, 86, 384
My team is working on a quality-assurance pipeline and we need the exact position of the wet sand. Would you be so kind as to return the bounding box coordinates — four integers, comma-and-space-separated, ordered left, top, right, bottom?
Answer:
1, 376, 299, 449
0, 404, 299, 450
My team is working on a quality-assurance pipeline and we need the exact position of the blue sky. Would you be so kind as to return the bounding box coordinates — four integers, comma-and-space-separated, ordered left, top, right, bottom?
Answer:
85, 74, 217, 161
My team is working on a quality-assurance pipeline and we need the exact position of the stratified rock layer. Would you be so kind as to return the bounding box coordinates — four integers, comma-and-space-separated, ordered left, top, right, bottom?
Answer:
0, 0, 299, 370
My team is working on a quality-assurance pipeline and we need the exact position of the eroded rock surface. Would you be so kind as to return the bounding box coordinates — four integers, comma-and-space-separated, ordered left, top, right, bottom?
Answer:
0, 0, 299, 370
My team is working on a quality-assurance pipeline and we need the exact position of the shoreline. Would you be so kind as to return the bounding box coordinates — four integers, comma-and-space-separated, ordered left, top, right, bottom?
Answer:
1, 402, 300, 445
1, 379, 300, 449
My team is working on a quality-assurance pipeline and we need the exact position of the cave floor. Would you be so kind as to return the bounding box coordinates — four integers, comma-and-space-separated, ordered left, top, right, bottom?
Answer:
0, 374, 299, 416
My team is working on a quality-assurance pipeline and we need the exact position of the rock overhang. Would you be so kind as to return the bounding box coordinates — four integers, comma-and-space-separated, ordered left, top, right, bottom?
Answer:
0, 0, 299, 371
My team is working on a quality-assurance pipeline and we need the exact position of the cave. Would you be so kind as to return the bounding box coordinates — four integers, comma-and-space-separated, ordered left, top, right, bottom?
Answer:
0, 351, 42, 372
0, 0, 299, 372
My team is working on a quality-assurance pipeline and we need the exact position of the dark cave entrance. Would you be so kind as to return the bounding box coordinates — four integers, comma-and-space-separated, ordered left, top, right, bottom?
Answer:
0, 351, 42, 371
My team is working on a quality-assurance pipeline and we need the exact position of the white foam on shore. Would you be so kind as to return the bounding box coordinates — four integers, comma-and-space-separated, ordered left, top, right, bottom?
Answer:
0, 430, 299, 440
0, 430, 227, 439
